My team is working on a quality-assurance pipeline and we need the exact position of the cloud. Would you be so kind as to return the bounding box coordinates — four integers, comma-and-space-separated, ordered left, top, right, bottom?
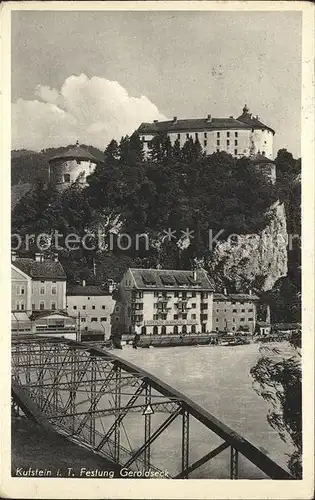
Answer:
12, 74, 167, 150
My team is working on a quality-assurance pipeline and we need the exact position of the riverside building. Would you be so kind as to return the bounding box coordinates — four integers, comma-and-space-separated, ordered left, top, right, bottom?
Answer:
212, 290, 259, 334
66, 280, 120, 341
118, 268, 214, 335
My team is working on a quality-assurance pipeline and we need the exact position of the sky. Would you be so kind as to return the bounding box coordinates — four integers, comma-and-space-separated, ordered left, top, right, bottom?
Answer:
11, 10, 302, 157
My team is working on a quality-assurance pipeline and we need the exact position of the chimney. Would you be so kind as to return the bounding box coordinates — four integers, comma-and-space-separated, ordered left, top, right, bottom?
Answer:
11, 251, 17, 262
173, 116, 178, 124
207, 114, 212, 122
82, 280, 86, 287
53, 253, 59, 262
35, 252, 42, 262
223, 287, 227, 295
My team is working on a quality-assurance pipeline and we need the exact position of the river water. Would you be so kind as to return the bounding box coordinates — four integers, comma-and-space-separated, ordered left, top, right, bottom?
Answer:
115, 342, 295, 478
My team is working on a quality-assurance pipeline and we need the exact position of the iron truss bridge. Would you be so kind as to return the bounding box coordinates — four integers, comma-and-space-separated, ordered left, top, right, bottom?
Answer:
11, 335, 293, 480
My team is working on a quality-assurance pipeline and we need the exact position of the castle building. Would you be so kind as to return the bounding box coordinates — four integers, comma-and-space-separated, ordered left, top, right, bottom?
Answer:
212, 291, 259, 334
138, 105, 275, 161
118, 268, 214, 335
48, 141, 101, 191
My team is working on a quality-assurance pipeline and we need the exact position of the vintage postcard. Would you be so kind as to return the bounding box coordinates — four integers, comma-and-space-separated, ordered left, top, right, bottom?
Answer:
0, 1, 314, 499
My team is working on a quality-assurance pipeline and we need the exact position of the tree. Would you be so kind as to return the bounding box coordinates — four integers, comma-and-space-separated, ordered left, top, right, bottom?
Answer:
250, 332, 302, 478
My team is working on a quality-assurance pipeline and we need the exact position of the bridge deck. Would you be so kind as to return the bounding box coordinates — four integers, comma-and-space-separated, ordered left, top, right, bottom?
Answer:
12, 416, 122, 478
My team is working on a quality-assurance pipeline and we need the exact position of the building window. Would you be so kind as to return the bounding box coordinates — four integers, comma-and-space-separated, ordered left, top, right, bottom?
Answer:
174, 314, 178, 320
40, 286, 45, 295
116, 317, 119, 322
234, 149, 238, 155
204, 140, 207, 147
233, 318, 235, 322
233, 309, 237, 312
216, 327, 219, 331
192, 291, 196, 298
82, 305, 86, 310
40, 301, 45, 310
201, 304, 208, 310
102, 305, 106, 309
52, 286, 57, 295
204, 132, 207, 138
235, 131, 238, 137
191, 325, 196, 334
64, 174, 71, 183
177, 133, 180, 140
20, 286, 25, 295
92, 305, 95, 310
240, 318, 245, 322
202, 324, 206, 333
235, 140, 238, 146
182, 313, 187, 320
232, 327, 235, 331
32, 303, 35, 310
201, 314, 208, 321
191, 314, 196, 320
241, 309, 245, 312
216, 139, 220, 146
154, 291, 159, 297
186, 133, 189, 139
51, 302, 56, 310
191, 303, 196, 309
91, 317, 97, 322
153, 325, 159, 335
217, 132, 220, 138
73, 305, 77, 310
216, 148, 220, 153
227, 131, 230, 137
100, 317, 107, 322
195, 133, 199, 140
248, 318, 253, 321
201, 292, 208, 299
81, 318, 86, 322
153, 314, 159, 321
216, 318, 219, 322
227, 140, 230, 146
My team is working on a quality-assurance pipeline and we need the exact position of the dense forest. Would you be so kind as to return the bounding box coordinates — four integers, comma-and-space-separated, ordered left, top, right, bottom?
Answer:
11, 134, 301, 321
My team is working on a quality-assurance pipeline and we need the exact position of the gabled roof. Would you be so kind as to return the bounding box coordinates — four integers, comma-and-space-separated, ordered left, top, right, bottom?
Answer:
138, 117, 251, 135
249, 153, 275, 164
67, 285, 109, 296
128, 268, 214, 291
13, 258, 66, 280
48, 144, 100, 163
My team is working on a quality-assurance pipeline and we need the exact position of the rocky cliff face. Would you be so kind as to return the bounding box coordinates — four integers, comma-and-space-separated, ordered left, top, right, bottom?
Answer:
208, 201, 288, 291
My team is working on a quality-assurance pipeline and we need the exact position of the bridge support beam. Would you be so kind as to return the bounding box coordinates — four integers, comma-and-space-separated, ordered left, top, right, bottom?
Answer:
230, 447, 239, 479
144, 384, 152, 469
181, 410, 189, 478
114, 365, 121, 462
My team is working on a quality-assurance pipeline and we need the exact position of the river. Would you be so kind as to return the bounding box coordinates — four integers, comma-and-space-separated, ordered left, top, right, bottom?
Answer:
115, 342, 295, 478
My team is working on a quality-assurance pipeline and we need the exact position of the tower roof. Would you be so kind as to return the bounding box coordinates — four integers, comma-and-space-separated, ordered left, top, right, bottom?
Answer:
237, 105, 275, 135
48, 142, 100, 163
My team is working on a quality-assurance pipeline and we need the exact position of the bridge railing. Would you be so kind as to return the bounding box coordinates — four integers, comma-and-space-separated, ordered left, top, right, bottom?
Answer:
11, 335, 294, 480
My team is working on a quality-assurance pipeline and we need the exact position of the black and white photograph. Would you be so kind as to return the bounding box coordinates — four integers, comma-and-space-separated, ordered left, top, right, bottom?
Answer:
1, 2, 314, 499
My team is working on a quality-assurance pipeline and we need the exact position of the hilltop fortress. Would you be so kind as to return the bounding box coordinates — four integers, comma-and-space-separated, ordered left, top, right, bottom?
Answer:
48, 105, 276, 191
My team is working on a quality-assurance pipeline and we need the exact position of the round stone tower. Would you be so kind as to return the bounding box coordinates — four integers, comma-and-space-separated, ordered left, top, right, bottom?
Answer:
48, 141, 100, 191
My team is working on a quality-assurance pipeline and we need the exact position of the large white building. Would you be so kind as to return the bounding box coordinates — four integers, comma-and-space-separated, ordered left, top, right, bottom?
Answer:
66, 280, 120, 341
138, 105, 275, 160
118, 268, 214, 335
